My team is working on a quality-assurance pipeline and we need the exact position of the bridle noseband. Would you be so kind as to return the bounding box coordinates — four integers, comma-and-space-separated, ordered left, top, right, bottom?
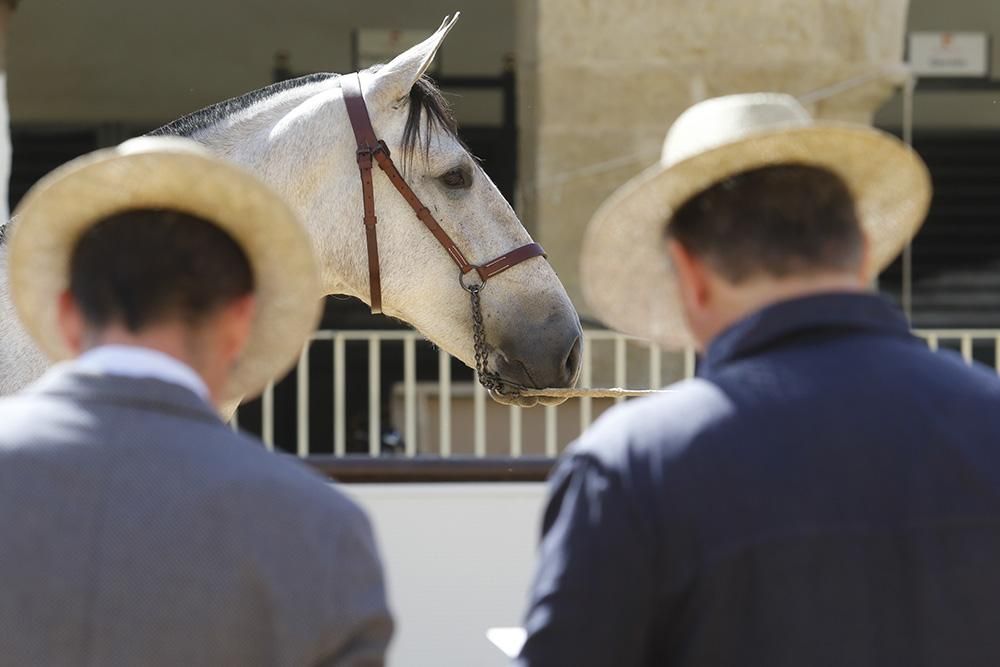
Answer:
341, 73, 545, 393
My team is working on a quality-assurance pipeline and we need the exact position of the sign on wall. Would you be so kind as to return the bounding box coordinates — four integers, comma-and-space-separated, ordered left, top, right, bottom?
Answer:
353, 29, 442, 71
908, 32, 991, 78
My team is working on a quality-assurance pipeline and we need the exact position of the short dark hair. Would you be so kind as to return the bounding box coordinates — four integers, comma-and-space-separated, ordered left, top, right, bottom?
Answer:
666, 165, 864, 283
69, 209, 255, 332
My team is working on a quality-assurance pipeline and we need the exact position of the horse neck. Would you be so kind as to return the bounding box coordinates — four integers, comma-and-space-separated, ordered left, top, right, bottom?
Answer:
185, 79, 362, 299
0, 234, 51, 395
189, 78, 344, 164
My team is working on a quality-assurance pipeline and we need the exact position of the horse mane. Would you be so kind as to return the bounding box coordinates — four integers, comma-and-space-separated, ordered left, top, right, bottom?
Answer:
148, 70, 461, 168
0, 75, 459, 253
147, 73, 340, 139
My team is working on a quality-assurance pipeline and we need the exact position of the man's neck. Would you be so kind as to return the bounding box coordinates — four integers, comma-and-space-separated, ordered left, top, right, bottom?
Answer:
77, 344, 212, 403
85, 324, 200, 368
705, 273, 868, 346
83, 323, 220, 404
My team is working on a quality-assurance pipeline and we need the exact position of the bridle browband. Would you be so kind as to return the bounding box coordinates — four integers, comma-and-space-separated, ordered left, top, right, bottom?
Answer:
341, 73, 545, 393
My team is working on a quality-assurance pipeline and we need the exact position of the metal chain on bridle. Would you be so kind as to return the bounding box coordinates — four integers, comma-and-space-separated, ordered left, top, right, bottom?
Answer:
342, 73, 667, 401
465, 283, 505, 394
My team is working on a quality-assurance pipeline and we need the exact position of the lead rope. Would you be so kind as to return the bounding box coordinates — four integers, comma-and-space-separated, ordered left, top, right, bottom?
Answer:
464, 283, 668, 399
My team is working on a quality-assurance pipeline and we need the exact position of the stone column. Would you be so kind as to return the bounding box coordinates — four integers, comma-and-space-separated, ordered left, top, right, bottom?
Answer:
516, 0, 910, 385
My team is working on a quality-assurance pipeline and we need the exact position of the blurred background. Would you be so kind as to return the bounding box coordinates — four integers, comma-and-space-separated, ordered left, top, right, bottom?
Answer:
4, 2, 1000, 665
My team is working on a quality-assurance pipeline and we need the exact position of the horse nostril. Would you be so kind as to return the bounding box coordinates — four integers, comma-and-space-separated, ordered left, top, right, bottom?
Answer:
564, 335, 582, 381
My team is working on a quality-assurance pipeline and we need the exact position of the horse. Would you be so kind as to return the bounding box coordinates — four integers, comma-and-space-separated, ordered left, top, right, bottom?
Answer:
0, 15, 582, 409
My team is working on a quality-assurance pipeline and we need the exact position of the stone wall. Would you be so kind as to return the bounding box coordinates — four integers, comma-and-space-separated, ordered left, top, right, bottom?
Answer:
516, 0, 910, 313
516, 0, 910, 384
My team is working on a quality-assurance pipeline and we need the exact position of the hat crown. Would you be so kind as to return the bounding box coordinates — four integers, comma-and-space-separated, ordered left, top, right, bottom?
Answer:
661, 93, 812, 167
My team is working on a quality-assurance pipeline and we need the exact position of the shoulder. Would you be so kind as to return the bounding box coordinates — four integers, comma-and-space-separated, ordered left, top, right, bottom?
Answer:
208, 435, 376, 552
220, 449, 383, 590
0, 387, 370, 536
846, 335, 1000, 406
0, 391, 93, 446
146, 428, 381, 572
208, 431, 370, 526
548, 378, 735, 516
568, 378, 735, 470
264, 452, 370, 527
928, 347, 1000, 395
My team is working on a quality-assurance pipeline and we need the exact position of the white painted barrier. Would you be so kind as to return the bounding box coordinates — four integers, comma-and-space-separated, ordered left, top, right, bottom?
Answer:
235, 328, 1000, 458
344, 483, 547, 667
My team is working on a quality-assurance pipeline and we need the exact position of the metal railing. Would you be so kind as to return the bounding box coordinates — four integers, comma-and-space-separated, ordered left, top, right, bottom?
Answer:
231, 328, 1000, 459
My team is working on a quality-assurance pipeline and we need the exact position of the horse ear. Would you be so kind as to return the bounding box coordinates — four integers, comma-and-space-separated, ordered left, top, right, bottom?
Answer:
366, 13, 459, 105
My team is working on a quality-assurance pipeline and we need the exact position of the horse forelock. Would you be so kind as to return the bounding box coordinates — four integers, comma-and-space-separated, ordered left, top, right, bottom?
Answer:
401, 76, 462, 170
360, 65, 462, 169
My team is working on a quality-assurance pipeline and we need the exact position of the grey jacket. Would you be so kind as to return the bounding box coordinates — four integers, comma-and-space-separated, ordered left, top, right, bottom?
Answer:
0, 366, 392, 666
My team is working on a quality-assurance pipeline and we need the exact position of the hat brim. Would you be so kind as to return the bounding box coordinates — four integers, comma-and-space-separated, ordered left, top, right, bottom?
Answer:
9, 141, 322, 403
580, 125, 932, 349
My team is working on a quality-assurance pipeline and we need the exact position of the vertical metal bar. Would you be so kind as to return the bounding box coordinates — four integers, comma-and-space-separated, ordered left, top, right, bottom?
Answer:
296, 346, 310, 458
902, 245, 913, 320
229, 408, 239, 432
368, 339, 381, 456
650, 344, 662, 388
961, 335, 973, 365
901, 71, 915, 320
613, 335, 627, 405
439, 349, 451, 457
995, 335, 1000, 374
684, 347, 697, 379
474, 376, 487, 457
545, 405, 558, 457
262, 382, 275, 451
403, 336, 417, 457
509, 405, 522, 457
926, 333, 938, 351
579, 337, 593, 433
334, 335, 346, 456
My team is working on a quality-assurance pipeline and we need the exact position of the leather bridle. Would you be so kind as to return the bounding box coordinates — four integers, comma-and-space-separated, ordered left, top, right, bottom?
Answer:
341, 73, 545, 393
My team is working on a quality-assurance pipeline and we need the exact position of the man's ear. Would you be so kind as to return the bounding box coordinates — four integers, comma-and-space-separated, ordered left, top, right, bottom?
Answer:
667, 239, 712, 310
57, 290, 85, 355
221, 294, 257, 361
858, 234, 874, 284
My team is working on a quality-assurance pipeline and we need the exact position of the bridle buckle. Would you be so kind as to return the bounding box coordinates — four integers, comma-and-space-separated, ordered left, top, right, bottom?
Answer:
459, 267, 486, 294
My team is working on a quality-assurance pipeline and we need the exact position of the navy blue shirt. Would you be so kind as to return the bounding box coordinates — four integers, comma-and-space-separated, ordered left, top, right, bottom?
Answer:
518, 293, 1000, 667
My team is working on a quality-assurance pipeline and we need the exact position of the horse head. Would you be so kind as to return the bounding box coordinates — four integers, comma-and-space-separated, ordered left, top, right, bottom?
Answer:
238, 16, 582, 406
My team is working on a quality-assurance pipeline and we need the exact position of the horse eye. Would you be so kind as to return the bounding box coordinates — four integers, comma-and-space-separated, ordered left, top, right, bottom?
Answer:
439, 168, 469, 189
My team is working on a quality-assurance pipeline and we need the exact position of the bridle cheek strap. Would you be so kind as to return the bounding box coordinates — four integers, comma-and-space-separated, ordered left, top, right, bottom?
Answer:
341, 73, 545, 315
342, 74, 385, 313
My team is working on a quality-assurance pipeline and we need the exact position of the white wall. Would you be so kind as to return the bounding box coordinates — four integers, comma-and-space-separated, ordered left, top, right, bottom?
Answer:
7, 0, 514, 126
344, 483, 546, 667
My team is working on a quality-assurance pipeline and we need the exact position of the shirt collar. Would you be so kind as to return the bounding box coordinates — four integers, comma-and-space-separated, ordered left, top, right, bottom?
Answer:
702, 292, 913, 373
74, 344, 211, 403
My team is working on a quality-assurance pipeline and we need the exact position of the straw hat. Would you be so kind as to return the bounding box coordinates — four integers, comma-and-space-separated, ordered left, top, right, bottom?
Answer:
580, 93, 932, 349
8, 136, 322, 402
